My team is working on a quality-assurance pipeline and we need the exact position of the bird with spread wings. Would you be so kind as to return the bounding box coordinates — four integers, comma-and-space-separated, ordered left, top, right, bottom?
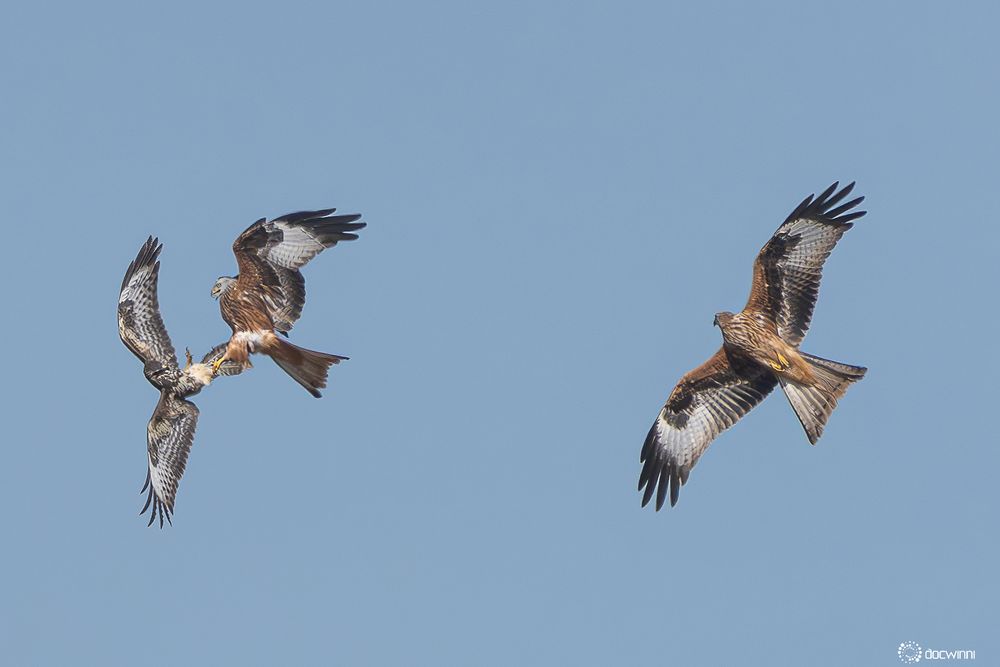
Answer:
210, 208, 365, 397
118, 237, 243, 527
639, 182, 868, 511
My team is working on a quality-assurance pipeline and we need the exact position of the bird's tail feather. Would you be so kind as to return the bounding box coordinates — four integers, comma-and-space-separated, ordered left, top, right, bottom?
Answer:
268, 337, 347, 398
780, 353, 866, 444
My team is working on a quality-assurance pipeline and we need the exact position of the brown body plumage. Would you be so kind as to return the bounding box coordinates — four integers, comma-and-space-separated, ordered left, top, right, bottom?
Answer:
714, 311, 815, 385
212, 208, 365, 397
639, 182, 868, 510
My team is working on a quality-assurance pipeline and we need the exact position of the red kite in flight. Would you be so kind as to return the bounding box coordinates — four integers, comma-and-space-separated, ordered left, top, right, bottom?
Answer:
210, 209, 365, 397
639, 182, 867, 510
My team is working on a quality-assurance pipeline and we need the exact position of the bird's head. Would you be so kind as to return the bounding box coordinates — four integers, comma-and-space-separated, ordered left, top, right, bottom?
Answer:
211, 276, 237, 300
713, 311, 734, 328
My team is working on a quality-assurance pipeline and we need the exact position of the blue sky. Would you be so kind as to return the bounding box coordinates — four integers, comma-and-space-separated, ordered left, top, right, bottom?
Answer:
2, 2, 997, 665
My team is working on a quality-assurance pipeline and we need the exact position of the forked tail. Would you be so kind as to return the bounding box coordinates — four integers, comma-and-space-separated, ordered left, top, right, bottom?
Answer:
268, 337, 347, 398
780, 352, 866, 444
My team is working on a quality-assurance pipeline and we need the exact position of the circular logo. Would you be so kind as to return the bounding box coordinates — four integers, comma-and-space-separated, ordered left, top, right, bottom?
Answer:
898, 641, 922, 663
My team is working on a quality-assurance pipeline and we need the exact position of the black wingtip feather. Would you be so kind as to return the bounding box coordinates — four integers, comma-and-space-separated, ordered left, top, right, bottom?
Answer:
120, 236, 163, 293
275, 208, 339, 224
272, 211, 366, 248
815, 181, 839, 204
637, 429, 689, 511
837, 210, 866, 224
140, 488, 153, 514
274, 208, 365, 229
638, 423, 658, 492
824, 196, 865, 219
640, 423, 656, 463
785, 194, 814, 224
641, 473, 656, 507
309, 218, 366, 246
786, 182, 866, 226
655, 464, 669, 510
140, 474, 174, 529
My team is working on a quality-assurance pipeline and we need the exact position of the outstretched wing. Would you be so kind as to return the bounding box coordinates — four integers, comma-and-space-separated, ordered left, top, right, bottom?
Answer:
141, 393, 199, 527
232, 209, 365, 333
639, 349, 777, 510
745, 182, 866, 346
118, 237, 178, 369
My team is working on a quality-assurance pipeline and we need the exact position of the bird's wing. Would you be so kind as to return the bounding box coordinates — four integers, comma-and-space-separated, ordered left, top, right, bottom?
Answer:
639, 348, 777, 510
231, 209, 365, 333
200, 343, 247, 377
118, 237, 178, 369
141, 393, 199, 527
744, 182, 866, 346
230, 217, 285, 322
269, 268, 305, 334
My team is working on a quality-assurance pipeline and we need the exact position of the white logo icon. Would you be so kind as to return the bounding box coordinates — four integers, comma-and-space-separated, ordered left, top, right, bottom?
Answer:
899, 641, 923, 663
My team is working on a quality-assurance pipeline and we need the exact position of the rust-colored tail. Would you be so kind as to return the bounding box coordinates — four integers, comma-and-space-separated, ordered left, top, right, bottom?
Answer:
780, 353, 866, 444
268, 337, 347, 398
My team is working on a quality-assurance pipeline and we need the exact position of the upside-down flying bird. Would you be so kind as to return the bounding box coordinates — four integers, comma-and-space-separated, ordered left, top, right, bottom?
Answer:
118, 237, 243, 527
210, 208, 365, 397
638, 182, 868, 510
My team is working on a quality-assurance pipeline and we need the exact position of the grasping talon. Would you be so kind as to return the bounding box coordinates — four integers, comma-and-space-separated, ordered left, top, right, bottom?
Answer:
184, 348, 193, 370
211, 356, 226, 375
768, 353, 791, 372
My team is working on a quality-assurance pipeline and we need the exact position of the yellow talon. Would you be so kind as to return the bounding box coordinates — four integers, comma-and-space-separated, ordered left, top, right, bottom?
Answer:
769, 359, 785, 371
211, 357, 226, 374
777, 352, 790, 368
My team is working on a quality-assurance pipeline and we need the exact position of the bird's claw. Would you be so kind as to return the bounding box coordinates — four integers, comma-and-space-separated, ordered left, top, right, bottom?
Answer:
184, 348, 193, 370
769, 353, 791, 372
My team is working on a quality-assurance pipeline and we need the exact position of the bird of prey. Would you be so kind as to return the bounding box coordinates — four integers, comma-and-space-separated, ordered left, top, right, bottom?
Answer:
638, 182, 868, 511
210, 208, 365, 397
118, 237, 243, 527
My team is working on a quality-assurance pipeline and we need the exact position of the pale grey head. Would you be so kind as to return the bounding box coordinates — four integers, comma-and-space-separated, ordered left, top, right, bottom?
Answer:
211, 276, 237, 300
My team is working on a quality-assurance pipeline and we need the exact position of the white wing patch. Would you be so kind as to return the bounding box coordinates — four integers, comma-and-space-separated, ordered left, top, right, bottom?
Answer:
640, 362, 776, 510
266, 223, 326, 269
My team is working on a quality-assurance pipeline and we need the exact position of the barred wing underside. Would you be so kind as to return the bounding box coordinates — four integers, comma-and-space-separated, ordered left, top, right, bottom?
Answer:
639, 349, 777, 510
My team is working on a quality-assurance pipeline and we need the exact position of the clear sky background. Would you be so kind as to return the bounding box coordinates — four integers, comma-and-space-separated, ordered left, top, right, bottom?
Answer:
1, 2, 997, 665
